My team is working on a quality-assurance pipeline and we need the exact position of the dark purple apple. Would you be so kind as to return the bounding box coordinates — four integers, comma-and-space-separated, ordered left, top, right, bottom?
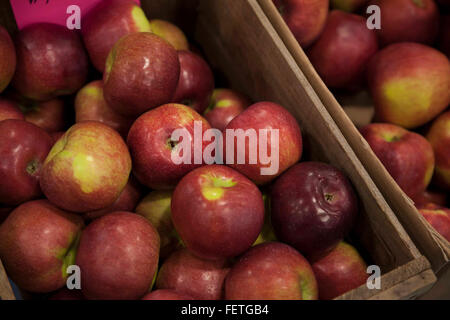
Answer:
271, 162, 358, 258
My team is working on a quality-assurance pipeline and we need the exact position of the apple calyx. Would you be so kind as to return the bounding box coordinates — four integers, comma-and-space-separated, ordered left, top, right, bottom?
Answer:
26, 159, 41, 176
201, 174, 237, 201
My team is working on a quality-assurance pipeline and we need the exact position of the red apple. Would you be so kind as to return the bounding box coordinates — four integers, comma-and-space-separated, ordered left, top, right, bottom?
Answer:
50, 131, 65, 144
103, 32, 180, 117
76, 212, 160, 300
273, 0, 329, 48
172, 50, 215, 114
224, 102, 303, 185
271, 162, 358, 258
368, 43, 450, 129
40, 121, 132, 213
427, 111, 450, 191
311, 241, 369, 300
369, 0, 439, 46
83, 176, 143, 221
156, 248, 229, 300
253, 192, 277, 245
0, 98, 23, 121
361, 123, 435, 199
307, 10, 379, 90
204, 89, 251, 132
413, 189, 448, 208
419, 206, 450, 242
12, 23, 88, 101
75, 80, 135, 138
0, 200, 83, 293
438, 15, 450, 58
171, 165, 264, 260
81, 0, 151, 72
23, 99, 67, 133
0, 119, 53, 206
331, 0, 368, 12
135, 190, 183, 260
149, 19, 189, 51
127, 103, 211, 189
0, 25, 15, 93
142, 289, 193, 300
225, 242, 318, 300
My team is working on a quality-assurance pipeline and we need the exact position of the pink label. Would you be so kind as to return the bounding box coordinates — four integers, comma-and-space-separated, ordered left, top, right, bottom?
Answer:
10, 0, 141, 30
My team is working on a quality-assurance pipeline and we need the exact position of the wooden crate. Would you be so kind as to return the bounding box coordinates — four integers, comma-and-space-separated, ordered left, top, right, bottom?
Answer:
0, 0, 436, 300
257, 0, 450, 297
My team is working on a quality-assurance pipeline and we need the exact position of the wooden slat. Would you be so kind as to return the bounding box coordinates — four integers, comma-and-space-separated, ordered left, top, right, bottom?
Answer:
256, 0, 450, 273
0, 259, 14, 300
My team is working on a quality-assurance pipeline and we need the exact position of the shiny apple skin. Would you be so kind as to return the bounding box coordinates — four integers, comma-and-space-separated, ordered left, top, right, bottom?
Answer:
369, 0, 439, 46
156, 248, 229, 300
171, 165, 264, 260
419, 207, 450, 242
0, 200, 83, 293
271, 162, 358, 258
311, 241, 369, 300
204, 89, 251, 132
0, 25, 16, 93
172, 50, 215, 114
103, 32, 180, 117
225, 242, 318, 300
23, 99, 67, 133
76, 212, 160, 300
40, 121, 132, 213
75, 80, 135, 138
224, 102, 303, 185
82, 0, 151, 72
307, 10, 379, 90
0, 98, 23, 121
12, 23, 88, 101
142, 289, 193, 300
127, 103, 211, 190
273, 0, 329, 48
361, 123, 435, 198
0, 119, 53, 206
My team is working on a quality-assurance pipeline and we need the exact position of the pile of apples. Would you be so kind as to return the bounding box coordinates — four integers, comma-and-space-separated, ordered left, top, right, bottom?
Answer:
275, 0, 450, 242
0, 0, 373, 301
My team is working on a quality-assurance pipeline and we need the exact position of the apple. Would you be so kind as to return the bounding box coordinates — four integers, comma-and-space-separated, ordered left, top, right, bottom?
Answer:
0, 25, 15, 93
271, 162, 358, 258
81, 0, 151, 72
103, 32, 180, 117
75, 80, 135, 138
368, 43, 450, 129
0, 200, 83, 293
330, 0, 368, 12
23, 99, 67, 133
273, 0, 329, 48
253, 192, 277, 245
0, 98, 23, 121
76, 212, 160, 300
127, 103, 211, 189
413, 189, 448, 209
49, 288, 84, 300
225, 242, 318, 300
311, 241, 369, 300
427, 111, 450, 191
224, 102, 303, 185
50, 131, 65, 144
172, 50, 215, 114
12, 23, 88, 101
156, 248, 229, 300
307, 10, 379, 90
135, 190, 183, 260
40, 121, 132, 213
172, 165, 264, 260
0, 119, 53, 206
369, 0, 439, 46
419, 206, 450, 242
204, 89, 251, 132
361, 123, 435, 199
84, 176, 143, 221
149, 19, 189, 51
142, 289, 193, 300
438, 15, 450, 58
0, 206, 13, 224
